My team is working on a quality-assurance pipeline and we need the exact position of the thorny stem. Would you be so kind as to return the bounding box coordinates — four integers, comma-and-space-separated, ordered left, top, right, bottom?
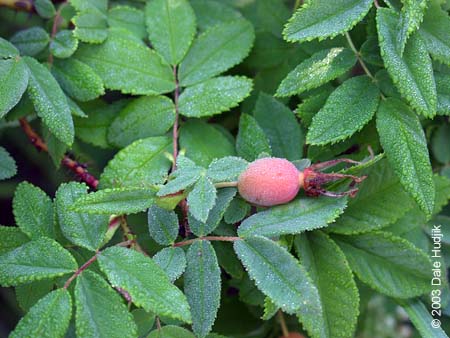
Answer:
344, 31, 375, 81
19, 118, 99, 189
172, 66, 180, 172
277, 310, 290, 338
173, 236, 241, 247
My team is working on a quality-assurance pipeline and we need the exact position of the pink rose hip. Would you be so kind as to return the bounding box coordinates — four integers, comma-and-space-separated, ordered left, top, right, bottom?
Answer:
237, 157, 301, 206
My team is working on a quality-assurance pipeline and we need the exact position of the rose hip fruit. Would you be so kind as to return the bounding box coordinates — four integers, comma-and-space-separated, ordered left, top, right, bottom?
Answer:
237, 157, 301, 207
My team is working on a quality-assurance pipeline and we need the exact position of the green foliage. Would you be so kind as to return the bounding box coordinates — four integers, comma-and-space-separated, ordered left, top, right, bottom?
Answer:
276, 48, 356, 97
0, 238, 77, 286
10, 289, 72, 338
185, 240, 221, 338
75, 271, 137, 337
283, 0, 373, 42
376, 98, 435, 216
98, 246, 192, 323
1, 1, 449, 336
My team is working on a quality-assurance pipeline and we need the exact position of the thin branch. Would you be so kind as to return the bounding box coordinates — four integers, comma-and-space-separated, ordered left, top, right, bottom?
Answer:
63, 252, 99, 289
344, 31, 375, 81
19, 117, 100, 189
172, 66, 180, 172
277, 310, 290, 338
173, 236, 240, 247
48, 3, 66, 65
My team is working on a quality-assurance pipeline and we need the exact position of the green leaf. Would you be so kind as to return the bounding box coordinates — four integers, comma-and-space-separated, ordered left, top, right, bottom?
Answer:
0, 146, 17, 180
190, 0, 242, 32
212, 241, 244, 279
189, 188, 236, 236
52, 58, 104, 102
238, 197, 347, 238
100, 136, 172, 188
56, 182, 109, 251
179, 76, 252, 118
329, 159, 415, 234
74, 99, 126, 148
75, 34, 175, 95
307, 76, 380, 145
396, 0, 428, 55
10, 27, 49, 56
419, 1, 450, 66
157, 155, 204, 196
75, 271, 137, 338
0, 58, 29, 118
294, 232, 359, 338
24, 56, 74, 146
132, 309, 155, 338
70, 0, 107, 14
98, 246, 192, 323
0, 37, 19, 57
376, 98, 435, 217
206, 156, 248, 182
223, 197, 250, 224
0, 226, 29, 255
187, 175, 217, 223
70, 187, 158, 215
377, 8, 436, 117
108, 96, 175, 148
15, 279, 55, 312
236, 114, 271, 161
13, 181, 55, 239
233, 236, 321, 315
73, 10, 108, 43
148, 205, 179, 245
275, 48, 356, 97
179, 19, 255, 86
253, 92, 304, 160
34, 0, 56, 18
49, 30, 78, 58
296, 86, 333, 127
108, 6, 146, 40
398, 298, 449, 338
148, 326, 195, 338
185, 241, 221, 338
10, 289, 72, 338
145, 0, 196, 65
333, 231, 432, 298
179, 120, 236, 167
153, 247, 186, 282
0, 238, 77, 286
283, 0, 373, 42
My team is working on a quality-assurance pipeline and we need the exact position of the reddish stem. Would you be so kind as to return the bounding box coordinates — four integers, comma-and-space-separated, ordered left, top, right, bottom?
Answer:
63, 253, 98, 289
19, 118, 99, 189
